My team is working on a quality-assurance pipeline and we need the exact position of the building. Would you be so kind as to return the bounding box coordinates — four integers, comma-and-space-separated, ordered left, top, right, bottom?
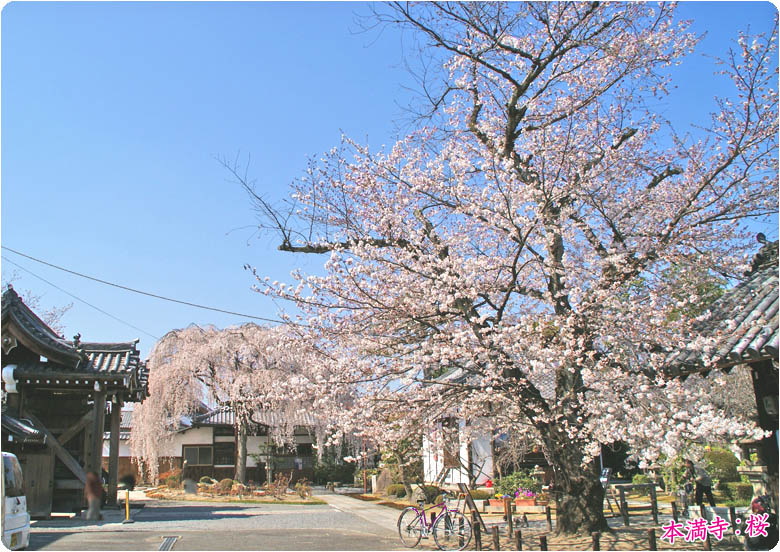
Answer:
666, 237, 778, 502
114, 405, 320, 484
1, 287, 148, 516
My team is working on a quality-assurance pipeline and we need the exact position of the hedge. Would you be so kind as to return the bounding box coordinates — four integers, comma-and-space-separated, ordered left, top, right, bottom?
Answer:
704, 448, 740, 483
386, 484, 407, 498
726, 482, 753, 501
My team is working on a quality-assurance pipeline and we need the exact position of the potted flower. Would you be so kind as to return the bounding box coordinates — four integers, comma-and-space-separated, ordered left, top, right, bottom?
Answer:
489, 493, 512, 507
514, 488, 537, 506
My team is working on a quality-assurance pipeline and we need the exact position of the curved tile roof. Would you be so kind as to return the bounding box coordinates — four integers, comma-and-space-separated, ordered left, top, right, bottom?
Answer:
2, 288, 149, 400
192, 406, 320, 428
666, 240, 779, 376
1, 287, 83, 366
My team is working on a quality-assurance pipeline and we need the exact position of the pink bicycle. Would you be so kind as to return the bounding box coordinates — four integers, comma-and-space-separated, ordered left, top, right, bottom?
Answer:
397, 494, 473, 551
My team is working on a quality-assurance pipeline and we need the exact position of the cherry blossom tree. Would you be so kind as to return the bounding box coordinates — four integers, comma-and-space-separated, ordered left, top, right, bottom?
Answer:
2, 278, 71, 334
130, 323, 322, 482
236, 3, 777, 533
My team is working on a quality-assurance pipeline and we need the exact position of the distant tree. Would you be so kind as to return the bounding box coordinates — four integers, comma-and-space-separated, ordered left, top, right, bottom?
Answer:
2, 275, 71, 334
130, 324, 322, 482
235, 3, 776, 533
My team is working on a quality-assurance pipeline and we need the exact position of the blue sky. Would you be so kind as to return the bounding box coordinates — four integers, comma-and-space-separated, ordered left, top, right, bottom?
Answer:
2, 2, 778, 357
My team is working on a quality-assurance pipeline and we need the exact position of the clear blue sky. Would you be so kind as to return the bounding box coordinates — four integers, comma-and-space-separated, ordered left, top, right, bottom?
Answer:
2, 2, 777, 357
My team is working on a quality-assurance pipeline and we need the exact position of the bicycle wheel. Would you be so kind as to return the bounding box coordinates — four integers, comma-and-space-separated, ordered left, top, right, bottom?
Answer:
432, 511, 472, 551
397, 507, 423, 548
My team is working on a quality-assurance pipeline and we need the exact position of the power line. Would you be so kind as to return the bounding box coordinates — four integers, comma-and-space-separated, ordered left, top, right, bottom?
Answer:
1, 245, 283, 324
3, 256, 160, 340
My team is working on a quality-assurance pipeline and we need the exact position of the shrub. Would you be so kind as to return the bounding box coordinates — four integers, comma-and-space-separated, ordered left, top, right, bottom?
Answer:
199, 476, 215, 484
726, 482, 753, 501
421, 485, 441, 503
631, 473, 652, 495
494, 471, 541, 497
354, 468, 380, 487
158, 467, 182, 483
716, 479, 731, 493
704, 448, 740, 484
386, 484, 406, 498
166, 475, 180, 489
313, 459, 357, 485
218, 478, 234, 492
468, 489, 493, 500
118, 474, 135, 491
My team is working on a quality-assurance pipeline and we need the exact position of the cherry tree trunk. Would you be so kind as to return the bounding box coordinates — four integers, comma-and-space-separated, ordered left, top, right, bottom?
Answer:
546, 431, 608, 535
397, 457, 414, 500
235, 422, 248, 484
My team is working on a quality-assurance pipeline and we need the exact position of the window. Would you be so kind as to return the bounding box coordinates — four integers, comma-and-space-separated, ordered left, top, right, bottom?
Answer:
214, 425, 234, 437
183, 445, 213, 466
296, 443, 313, 456
214, 442, 235, 466
3, 455, 24, 497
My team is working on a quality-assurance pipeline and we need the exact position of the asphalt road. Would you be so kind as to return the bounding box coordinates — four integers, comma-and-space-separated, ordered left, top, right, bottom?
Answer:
29, 499, 403, 551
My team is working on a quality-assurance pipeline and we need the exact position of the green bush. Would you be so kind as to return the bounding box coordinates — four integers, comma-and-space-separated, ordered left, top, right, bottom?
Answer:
726, 482, 753, 501
118, 474, 135, 491
421, 485, 441, 503
165, 475, 180, 489
631, 473, 652, 495
494, 471, 541, 497
312, 459, 357, 485
704, 448, 740, 483
218, 478, 234, 492
468, 489, 493, 500
386, 484, 407, 498
199, 476, 214, 484
354, 468, 380, 488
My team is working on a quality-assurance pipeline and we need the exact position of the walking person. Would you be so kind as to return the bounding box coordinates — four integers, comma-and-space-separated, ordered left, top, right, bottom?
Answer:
684, 459, 716, 507
84, 471, 104, 521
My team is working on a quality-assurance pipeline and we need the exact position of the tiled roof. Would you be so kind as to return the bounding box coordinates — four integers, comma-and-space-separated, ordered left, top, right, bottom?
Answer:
2, 287, 82, 366
120, 409, 134, 429
2, 288, 149, 400
666, 240, 778, 376
72, 342, 143, 376
192, 406, 320, 428
2, 413, 46, 445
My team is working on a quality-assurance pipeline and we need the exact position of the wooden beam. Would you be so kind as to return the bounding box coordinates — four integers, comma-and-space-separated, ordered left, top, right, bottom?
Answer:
88, 391, 107, 475
107, 397, 122, 506
21, 411, 86, 485
56, 411, 93, 446
54, 479, 87, 490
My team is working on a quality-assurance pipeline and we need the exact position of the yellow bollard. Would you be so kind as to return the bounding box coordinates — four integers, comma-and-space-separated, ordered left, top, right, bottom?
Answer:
122, 489, 134, 524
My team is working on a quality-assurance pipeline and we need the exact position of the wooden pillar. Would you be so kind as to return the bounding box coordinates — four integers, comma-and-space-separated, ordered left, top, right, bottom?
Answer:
649, 485, 658, 525
545, 505, 552, 531
88, 389, 107, 475
473, 512, 482, 551
647, 528, 657, 551
107, 396, 122, 506
619, 487, 629, 526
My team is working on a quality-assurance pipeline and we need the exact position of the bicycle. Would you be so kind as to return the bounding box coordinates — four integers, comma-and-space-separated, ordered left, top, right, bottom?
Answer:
397, 493, 473, 551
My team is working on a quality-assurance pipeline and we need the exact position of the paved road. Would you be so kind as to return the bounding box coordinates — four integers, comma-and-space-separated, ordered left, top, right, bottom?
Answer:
29, 496, 403, 551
